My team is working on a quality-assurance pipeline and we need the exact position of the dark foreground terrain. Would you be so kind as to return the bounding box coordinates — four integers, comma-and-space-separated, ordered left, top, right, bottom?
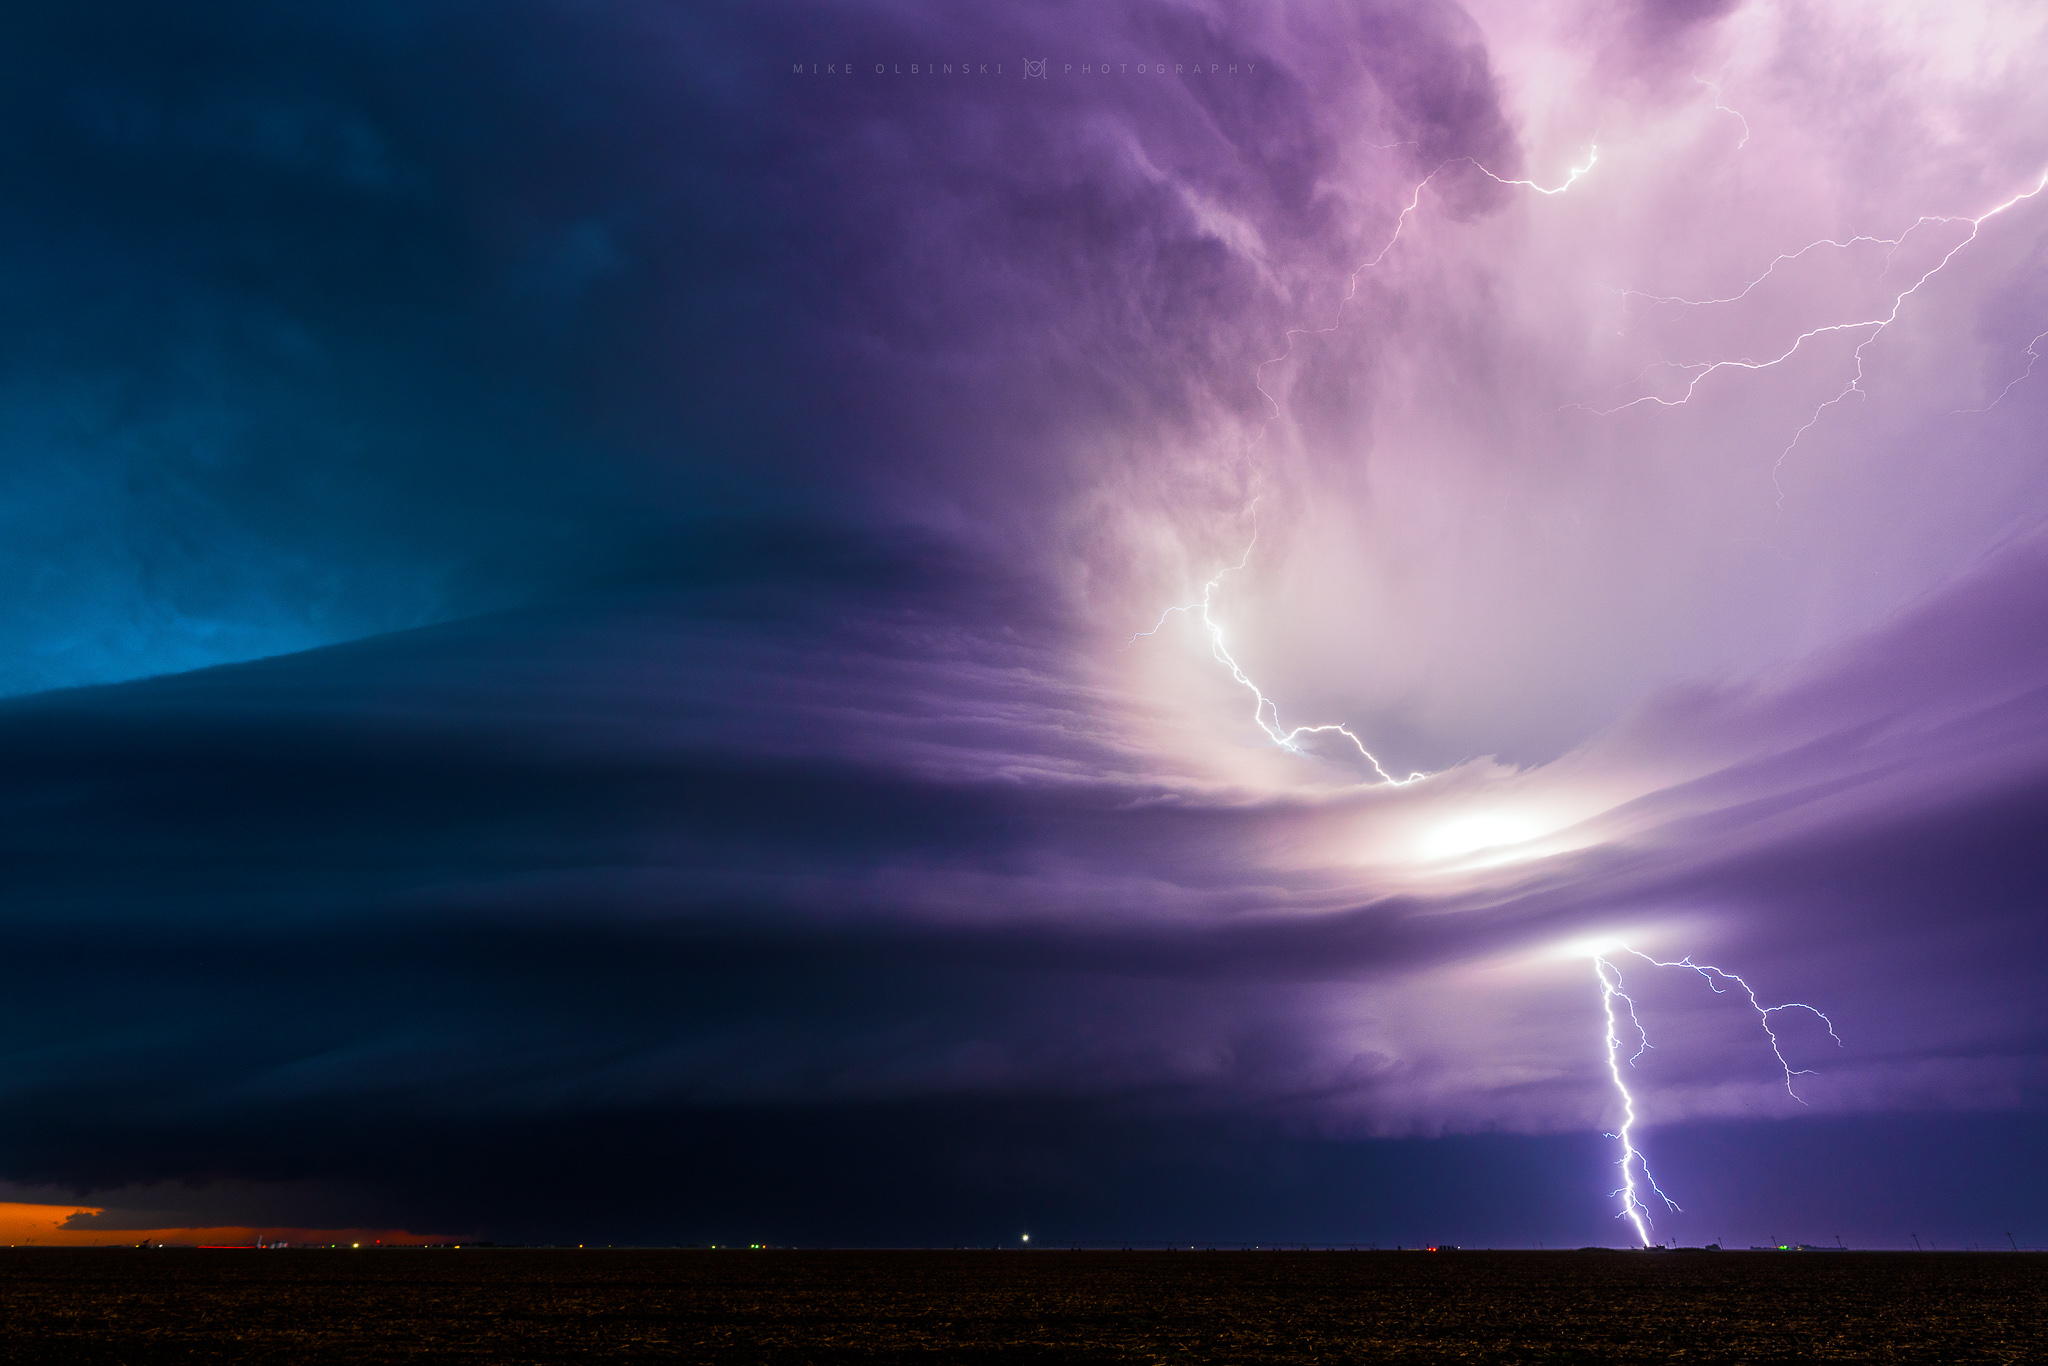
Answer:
0, 1248, 2042, 1363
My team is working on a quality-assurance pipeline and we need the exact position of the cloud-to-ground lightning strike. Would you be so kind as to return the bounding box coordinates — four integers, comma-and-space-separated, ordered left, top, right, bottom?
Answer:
1595, 955, 1680, 1245
1122, 85, 1888, 1247
1589, 945, 1841, 1244
1131, 145, 1598, 779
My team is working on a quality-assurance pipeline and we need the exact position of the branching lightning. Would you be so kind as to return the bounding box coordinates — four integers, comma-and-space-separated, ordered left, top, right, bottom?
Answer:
1127, 516, 1425, 785
1623, 948, 1844, 1100
1122, 85, 1894, 1243
1586, 151, 2048, 499
1614, 230, 1930, 310
1141, 79, 2047, 765
1131, 145, 1598, 779
1589, 945, 1841, 1245
1952, 327, 2048, 415
1595, 955, 1680, 1245
1252, 145, 1599, 433
1693, 75, 1750, 149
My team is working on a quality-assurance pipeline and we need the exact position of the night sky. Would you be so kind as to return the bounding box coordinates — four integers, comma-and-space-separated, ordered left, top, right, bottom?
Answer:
2, 0, 2045, 1251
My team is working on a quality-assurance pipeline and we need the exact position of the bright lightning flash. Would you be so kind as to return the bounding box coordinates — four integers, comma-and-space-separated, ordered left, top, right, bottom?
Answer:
1584, 944, 1841, 1245
1595, 954, 1677, 1246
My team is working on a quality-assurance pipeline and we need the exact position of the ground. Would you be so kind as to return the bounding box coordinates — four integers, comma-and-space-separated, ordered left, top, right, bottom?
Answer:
1, 1247, 2042, 1363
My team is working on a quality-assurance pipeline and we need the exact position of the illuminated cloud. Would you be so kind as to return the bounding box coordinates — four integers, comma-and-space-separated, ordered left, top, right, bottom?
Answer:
0, 0, 2042, 1246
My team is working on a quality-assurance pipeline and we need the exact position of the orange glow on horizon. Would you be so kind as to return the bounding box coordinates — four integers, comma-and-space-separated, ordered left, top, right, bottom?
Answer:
0, 1202, 466, 1247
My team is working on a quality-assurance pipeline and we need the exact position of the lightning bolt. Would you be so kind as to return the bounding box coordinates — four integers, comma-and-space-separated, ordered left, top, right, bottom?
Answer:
1586, 163, 2048, 501
1952, 327, 2048, 415
1148, 84, 2043, 764
1132, 145, 1599, 778
1693, 75, 1750, 150
1589, 945, 1841, 1245
1614, 229, 1934, 310
1127, 514, 1425, 785
1253, 145, 1599, 433
1595, 955, 1680, 1246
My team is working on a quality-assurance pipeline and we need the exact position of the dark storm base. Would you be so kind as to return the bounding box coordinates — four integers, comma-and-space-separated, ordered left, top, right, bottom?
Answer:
2, 1248, 2042, 1363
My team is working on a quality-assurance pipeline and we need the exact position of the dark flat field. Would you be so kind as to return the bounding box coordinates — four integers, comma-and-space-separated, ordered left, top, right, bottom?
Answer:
1, 1248, 2042, 1363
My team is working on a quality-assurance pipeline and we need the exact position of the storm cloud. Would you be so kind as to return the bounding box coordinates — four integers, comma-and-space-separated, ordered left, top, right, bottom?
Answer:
0, 0, 2044, 1248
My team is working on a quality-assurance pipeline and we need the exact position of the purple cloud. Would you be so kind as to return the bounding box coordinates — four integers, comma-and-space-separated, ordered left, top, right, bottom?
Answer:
1, 0, 2044, 1246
